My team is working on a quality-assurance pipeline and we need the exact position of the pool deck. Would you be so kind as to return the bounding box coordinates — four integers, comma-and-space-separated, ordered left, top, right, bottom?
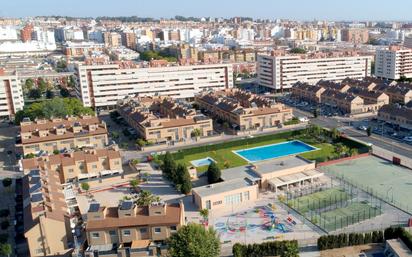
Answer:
232, 140, 318, 163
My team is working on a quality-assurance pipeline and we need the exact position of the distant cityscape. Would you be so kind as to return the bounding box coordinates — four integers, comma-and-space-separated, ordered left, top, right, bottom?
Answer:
0, 14, 411, 257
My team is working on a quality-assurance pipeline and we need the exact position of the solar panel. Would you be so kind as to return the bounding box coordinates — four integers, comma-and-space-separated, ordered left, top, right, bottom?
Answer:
88, 202, 100, 212
29, 182, 41, 194
120, 201, 133, 210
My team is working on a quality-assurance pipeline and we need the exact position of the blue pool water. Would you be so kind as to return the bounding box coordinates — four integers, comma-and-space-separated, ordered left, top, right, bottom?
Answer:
190, 157, 216, 167
234, 140, 316, 162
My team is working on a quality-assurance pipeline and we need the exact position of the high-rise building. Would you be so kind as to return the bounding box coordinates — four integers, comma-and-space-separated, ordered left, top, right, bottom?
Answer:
121, 32, 136, 49
340, 28, 369, 44
75, 63, 233, 108
103, 32, 121, 47
375, 46, 412, 80
257, 52, 372, 90
20, 24, 33, 42
0, 69, 24, 117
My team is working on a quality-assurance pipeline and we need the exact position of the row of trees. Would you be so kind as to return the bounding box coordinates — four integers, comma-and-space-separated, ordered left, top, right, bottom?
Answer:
318, 227, 412, 251
139, 50, 177, 62
14, 98, 94, 125
161, 152, 192, 194
232, 240, 299, 257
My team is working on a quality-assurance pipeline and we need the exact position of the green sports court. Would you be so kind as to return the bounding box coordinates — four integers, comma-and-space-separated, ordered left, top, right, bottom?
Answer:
320, 156, 412, 214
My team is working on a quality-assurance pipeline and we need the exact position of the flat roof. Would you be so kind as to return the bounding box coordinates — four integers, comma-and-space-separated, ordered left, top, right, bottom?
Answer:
192, 178, 256, 198
253, 156, 313, 175
220, 165, 261, 181
386, 239, 412, 256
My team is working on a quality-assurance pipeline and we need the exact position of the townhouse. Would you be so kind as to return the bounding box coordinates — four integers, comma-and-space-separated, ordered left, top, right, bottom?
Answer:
378, 104, 412, 130
117, 96, 213, 143
85, 201, 185, 257
17, 115, 108, 156
195, 89, 293, 131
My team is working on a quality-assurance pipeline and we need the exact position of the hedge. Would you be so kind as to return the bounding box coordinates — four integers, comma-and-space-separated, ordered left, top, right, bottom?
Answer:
232, 240, 299, 257
318, 227, 412, 251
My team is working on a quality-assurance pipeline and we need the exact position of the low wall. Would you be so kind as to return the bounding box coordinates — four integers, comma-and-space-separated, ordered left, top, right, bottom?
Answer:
235, 123, 307, 136
316, 153, 370, 167
140, 134, 225, 152
372, 146, 412, 170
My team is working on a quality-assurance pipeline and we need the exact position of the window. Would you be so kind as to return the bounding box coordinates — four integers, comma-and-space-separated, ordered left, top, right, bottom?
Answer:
243, 191, 250, 201
35, 249, 44, 254
92, 165, 97, 169
170, 226, 177, 232
154, 227, 161, 233
205, 200, 211, 209
91, 232, 100, 238
68, 169, 74, 173
109, 230, 116, 236
123, 230, 131, 236
140, 228, 147, 234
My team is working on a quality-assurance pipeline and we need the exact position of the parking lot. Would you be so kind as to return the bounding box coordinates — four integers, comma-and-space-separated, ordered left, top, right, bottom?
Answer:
279, 96, 347, 118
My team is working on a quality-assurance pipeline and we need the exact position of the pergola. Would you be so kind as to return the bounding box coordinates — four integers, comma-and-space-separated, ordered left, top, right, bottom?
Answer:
267, 170, 323, 192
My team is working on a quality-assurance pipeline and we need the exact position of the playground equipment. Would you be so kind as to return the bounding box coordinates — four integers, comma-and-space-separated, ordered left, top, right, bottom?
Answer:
285, 216, 297, 226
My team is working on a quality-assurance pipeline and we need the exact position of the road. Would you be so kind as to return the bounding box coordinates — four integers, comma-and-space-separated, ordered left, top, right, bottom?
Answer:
293, 108, 412, 158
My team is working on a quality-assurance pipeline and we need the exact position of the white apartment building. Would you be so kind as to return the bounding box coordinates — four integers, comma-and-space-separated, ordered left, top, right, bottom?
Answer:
257, 53, 372, 90
75, 63, 233, 108
0, 71, 24, 117
375, 46, 412, 80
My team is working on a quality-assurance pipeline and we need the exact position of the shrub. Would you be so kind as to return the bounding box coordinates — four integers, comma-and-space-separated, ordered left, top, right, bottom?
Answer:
232, 240, 299, 257
1, 178, 12, 188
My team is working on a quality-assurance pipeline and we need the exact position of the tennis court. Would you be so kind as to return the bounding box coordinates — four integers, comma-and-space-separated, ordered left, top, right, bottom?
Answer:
288, 188, 350, 214
316, 202, 382, 232
320, 156, 412, 214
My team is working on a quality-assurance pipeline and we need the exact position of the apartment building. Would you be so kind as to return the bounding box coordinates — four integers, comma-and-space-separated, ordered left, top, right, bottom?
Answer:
63, 41, 105, 57
75, 63, 233, 109
21, 147, 122, 183
117, 96, 213, 143
340, 28, 369, 44
85, 201, 185, 257
257, 52, 372, 90
375, 46, 412, 80
23, 167, 73, 256
0, 69, 24, 117
375, 83, 412, 105
195, 89, 293, 131
378, 104, 412, 130
18, 115, 108, 156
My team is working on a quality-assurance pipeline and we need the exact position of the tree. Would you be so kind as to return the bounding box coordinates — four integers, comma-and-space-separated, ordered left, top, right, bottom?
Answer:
135, 190, 160, 207
37, 78, 47, 93
162, 152, 177, 181
199, 209, 209, 221
207, 162, 221, 184
81, 182, 90, 192
281, 240, 299, 257
46, 90, 54, 99
60, 88, 70, 97
331, 128, 340, 141
28, 88, 42, 99
129, 179, 140, 193
1, 178, 12, 188
0, 243, 12, 257
366, 126, 372, 137
313, 108, 318, 118
290, 47, 307, 54
67, 75, 76, 88
168, 223, 220, 257
176, 164, 192, 194
24, 78, 34, 91
191, 128, 202, 138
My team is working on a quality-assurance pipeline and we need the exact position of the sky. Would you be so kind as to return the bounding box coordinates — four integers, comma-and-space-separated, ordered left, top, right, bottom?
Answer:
2, 0, 412, 21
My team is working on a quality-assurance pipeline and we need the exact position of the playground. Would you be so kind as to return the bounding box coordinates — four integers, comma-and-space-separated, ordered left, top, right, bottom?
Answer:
213, 205, 319, 245
320, 156, 412, 214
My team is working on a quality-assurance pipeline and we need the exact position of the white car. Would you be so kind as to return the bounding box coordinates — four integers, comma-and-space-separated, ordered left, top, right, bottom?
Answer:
298, 117, 309, 122
357, 125, 368, 131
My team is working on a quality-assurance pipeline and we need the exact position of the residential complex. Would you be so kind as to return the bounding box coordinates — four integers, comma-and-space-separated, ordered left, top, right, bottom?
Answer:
21, 147, 122, 183
292, 78, 390, 114
0, 69, 24, 117
17, 115, 108, 155
375, 46, 412, 80
195, 89, 293, 131
75, 63, 233, 109
192, 156, 321, 210
117, 96, 213, 143
378, 104, 412, 130
257, 51, 372, 90
85, 201, 185, 257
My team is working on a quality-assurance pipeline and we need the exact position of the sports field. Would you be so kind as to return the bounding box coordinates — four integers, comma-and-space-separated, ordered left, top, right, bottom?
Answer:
288, 188, 350, 214
316, 202, 382, 232
320, 156, 412, 214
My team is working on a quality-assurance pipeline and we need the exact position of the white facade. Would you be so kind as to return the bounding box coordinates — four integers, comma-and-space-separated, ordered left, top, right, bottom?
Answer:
375, 47, 412, 80
0, 73, 24, 117
76, 63, 233, 108
0, 26, 18, 41
32, 29, 56, 45
257, 54, 372, 90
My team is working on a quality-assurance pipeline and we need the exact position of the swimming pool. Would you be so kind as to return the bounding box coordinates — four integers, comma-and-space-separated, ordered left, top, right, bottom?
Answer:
190, 157, 216, 167
233, 140, 317, 162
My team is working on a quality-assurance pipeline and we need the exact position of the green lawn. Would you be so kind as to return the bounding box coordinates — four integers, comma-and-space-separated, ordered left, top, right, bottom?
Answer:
315, 202, 382, 232
288, 188, 350, 214
173, 133, 334, 172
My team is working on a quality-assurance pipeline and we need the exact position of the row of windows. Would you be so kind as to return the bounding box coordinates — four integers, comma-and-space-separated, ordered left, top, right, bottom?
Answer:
91, 226, 177, 238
